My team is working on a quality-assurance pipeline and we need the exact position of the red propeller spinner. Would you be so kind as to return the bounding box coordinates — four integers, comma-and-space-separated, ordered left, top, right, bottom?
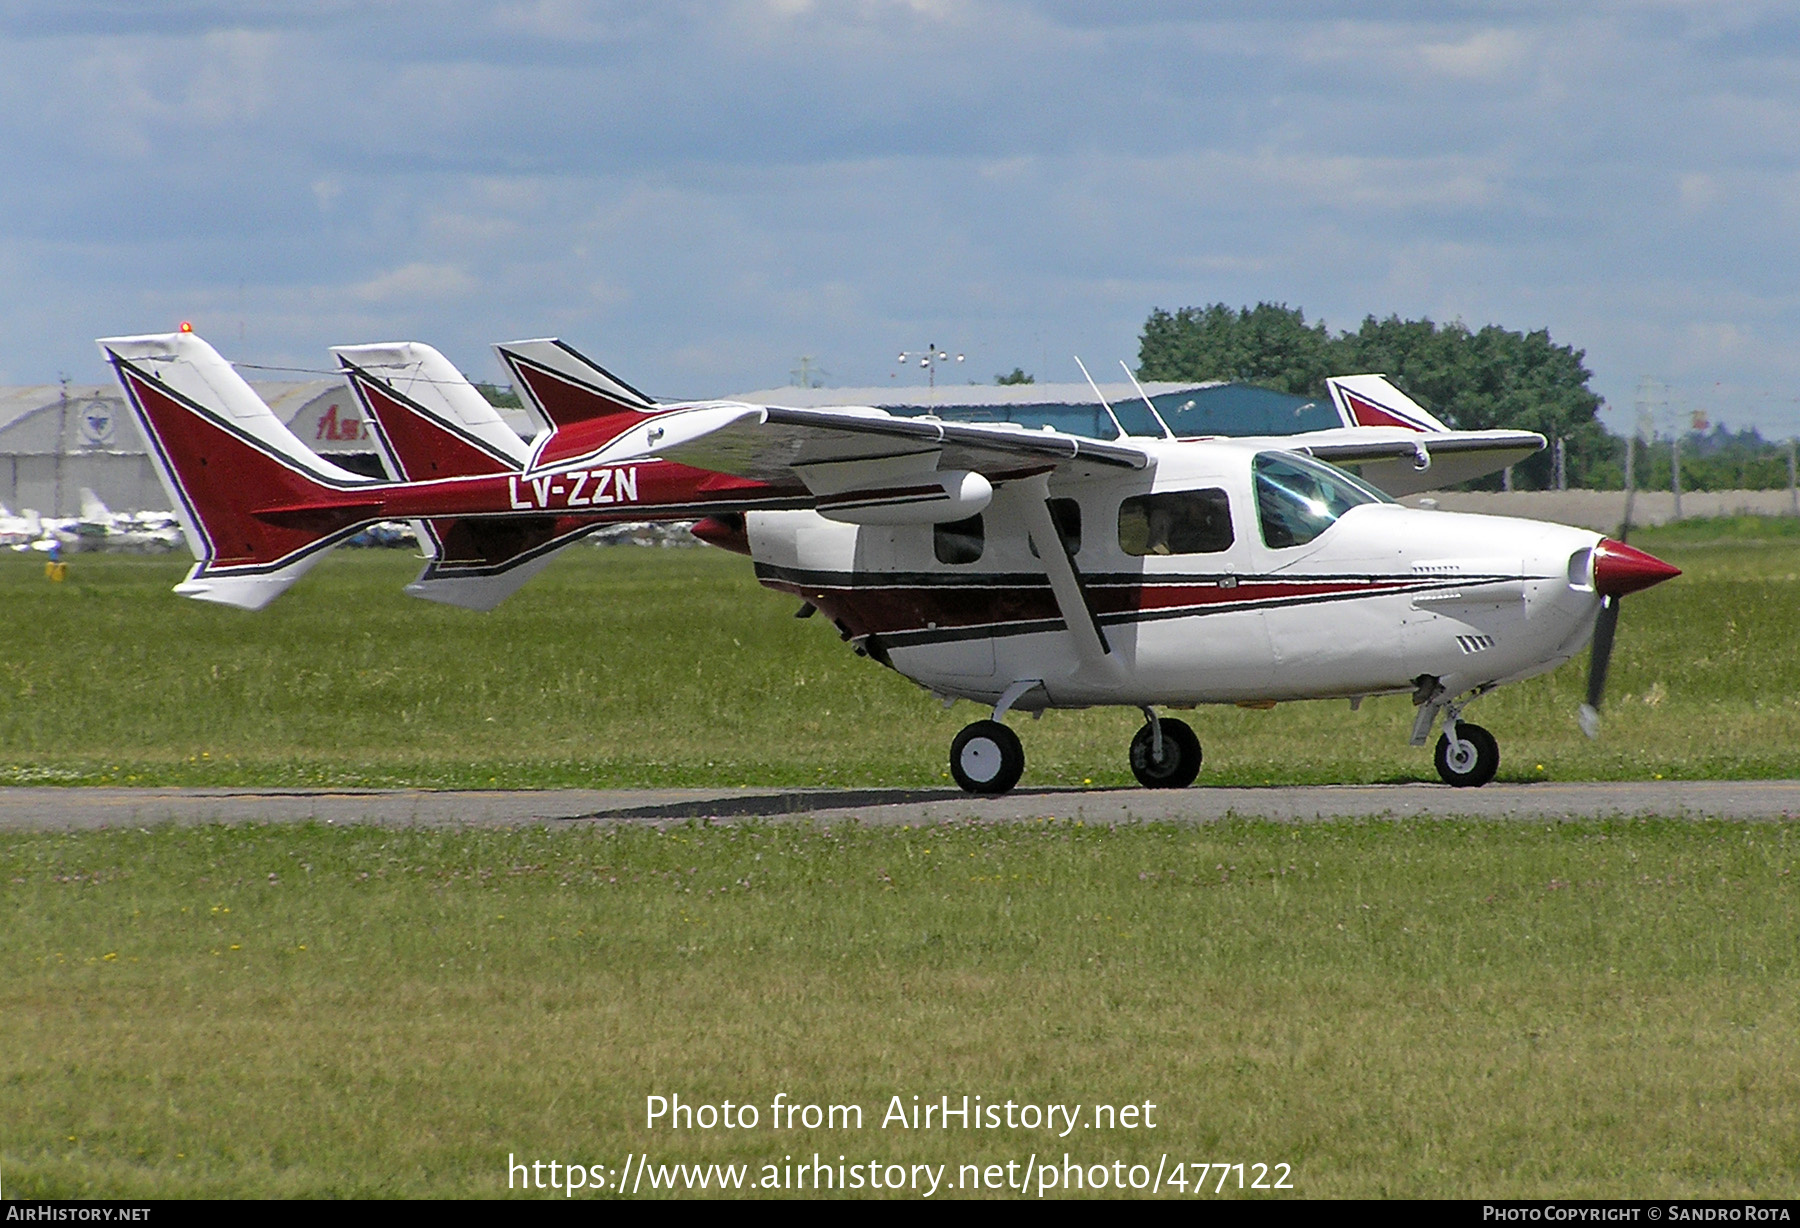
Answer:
1592, 539, 1681, 597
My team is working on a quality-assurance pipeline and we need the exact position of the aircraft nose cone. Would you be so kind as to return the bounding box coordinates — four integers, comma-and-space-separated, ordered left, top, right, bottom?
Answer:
1593, 539, 1681, 597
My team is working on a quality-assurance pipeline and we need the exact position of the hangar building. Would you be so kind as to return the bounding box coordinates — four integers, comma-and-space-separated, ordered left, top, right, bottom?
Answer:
0, 378, 536, 515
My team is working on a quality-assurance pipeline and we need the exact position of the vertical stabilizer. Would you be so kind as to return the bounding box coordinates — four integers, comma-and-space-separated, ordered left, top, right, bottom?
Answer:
96, 331, 382, 609
494, 338, 658, 433
1326, 374, 1450, 433
332, 342, 530, 475
334, 341, 592, 610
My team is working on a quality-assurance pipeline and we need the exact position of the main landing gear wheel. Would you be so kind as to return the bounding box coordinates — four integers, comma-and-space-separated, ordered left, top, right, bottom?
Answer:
950, 720, 1024, 795
1129, 717, 1202, 789
1435, 721, 1500, 788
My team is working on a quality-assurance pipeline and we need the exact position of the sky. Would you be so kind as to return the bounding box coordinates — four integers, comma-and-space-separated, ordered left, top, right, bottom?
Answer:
4, 0, 1800, 438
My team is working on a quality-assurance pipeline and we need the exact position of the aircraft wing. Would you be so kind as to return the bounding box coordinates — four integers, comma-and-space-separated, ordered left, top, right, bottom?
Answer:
562, 401, 1152, 485
1275, 426, 1546, 496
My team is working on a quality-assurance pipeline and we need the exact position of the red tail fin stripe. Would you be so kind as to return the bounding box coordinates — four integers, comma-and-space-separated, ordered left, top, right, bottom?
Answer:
340, 363, 519, 479
112, 357, 379, 574
502, 352, 655, 429
547, 337, 657, 406
498, 338, 656, 411
111, 357, 376, 491
1343, 390, 1430, 432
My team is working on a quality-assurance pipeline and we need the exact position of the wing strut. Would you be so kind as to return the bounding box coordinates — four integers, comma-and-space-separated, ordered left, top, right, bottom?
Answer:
1009, 473, 1114, 669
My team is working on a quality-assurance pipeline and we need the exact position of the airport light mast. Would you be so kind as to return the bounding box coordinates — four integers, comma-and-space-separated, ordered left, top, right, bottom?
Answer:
897, 344, 964, 388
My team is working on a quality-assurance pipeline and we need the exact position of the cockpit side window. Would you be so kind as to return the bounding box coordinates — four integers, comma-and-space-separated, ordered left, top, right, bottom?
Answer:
1118, 489, 1234, 556
1252, 451, 1386, 549
933, 514, 984, 565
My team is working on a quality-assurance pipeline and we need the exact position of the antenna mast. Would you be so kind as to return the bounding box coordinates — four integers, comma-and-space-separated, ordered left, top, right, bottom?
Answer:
1073, 356, 1128, 439
1121, 360, 1175, 439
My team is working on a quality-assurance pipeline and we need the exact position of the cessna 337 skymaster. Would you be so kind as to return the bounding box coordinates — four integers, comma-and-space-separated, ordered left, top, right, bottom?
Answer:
99, 328, 1679, 794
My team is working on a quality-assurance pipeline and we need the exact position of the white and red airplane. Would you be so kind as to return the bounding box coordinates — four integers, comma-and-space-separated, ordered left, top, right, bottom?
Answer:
98, 328, 1678, 794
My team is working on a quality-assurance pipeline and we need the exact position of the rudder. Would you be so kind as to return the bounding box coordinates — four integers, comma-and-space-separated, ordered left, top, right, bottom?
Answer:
98, 330, 384, 609
334, 341, 596, 611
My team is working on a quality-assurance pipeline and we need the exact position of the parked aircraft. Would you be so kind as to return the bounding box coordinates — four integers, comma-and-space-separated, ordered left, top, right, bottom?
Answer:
98, 329, 1677, 793
0, 504, 44, 549
1, 493, 182, 553
75, 488, 184, 552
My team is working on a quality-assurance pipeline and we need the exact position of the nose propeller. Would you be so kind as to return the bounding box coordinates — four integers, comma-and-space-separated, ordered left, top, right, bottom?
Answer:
1578, 538, 1680, 738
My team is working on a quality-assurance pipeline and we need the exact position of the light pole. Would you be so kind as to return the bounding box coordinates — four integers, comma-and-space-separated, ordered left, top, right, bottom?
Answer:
897, 344, 964, 389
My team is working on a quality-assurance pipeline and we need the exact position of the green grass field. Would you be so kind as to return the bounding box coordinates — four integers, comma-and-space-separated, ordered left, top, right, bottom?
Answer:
4, 819, 1798, 1198
3, 516, 1798, 789
2, 518, 1797, 1199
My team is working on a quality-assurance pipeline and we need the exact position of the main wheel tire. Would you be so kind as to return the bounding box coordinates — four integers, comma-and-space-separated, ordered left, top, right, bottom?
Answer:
1434, 721, 1500, 787
1128, 717, 1202, 789
950, 720, 1025, 795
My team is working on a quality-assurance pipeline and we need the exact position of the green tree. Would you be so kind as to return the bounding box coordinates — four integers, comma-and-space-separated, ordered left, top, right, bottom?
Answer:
1335, 316, 1606, 488
1138, 304, 1609, 489
1138, 303, 1334, 395
995, 367, 1035, 385
472, 380, 522, 409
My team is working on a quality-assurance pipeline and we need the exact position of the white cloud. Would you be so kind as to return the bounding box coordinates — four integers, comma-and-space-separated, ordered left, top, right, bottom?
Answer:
1416, 28, 1532, 82
491, 0, 639, 40
351, 262, 477, 303
184, 29, 279, 126
1677, 171, 1720, 213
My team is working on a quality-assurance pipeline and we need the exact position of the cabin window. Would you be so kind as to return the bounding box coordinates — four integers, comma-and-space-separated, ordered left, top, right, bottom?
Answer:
1117, 489, 1234, 556
1252, 451, 1386, 549
1027, 498, 1082, 559
934, 514, 985, 565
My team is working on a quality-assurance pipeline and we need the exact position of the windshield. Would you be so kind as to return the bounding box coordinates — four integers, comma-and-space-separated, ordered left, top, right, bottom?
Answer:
1252, 451, 1390, 549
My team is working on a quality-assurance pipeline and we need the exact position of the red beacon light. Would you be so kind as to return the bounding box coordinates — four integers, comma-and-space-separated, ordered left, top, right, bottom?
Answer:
179, 321, 194, 333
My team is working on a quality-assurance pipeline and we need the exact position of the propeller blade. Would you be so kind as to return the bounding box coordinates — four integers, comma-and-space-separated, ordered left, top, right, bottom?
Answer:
1578, 594, 1621, 739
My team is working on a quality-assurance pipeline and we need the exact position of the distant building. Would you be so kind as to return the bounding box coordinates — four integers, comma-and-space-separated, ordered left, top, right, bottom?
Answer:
0, 378, 535, 515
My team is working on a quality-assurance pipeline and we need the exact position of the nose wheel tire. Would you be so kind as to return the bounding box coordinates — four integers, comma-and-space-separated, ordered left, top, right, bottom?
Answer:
950, 720, 1025, 795
1434, 722, 1500, 787
1129, 717, 1203, 789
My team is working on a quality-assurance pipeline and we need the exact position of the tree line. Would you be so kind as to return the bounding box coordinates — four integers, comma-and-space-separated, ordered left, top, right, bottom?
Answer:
1611, 426, 1799, 495
1139, 302, 1800, 493
1137, 302, 1619, 490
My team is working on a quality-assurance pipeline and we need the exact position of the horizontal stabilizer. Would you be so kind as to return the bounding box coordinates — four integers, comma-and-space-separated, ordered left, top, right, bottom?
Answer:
535, 397, 1146, 488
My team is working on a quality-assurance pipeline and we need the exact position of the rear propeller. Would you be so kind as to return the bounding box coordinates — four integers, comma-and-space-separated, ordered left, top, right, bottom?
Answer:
1577, 538, 1680, 738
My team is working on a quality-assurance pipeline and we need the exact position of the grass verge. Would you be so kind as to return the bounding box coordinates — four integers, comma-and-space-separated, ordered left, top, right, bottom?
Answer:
3, 819, 1797, 1198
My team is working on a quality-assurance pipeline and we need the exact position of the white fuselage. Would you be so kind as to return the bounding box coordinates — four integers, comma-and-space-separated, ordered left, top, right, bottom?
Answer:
745, 440, 1606, 712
